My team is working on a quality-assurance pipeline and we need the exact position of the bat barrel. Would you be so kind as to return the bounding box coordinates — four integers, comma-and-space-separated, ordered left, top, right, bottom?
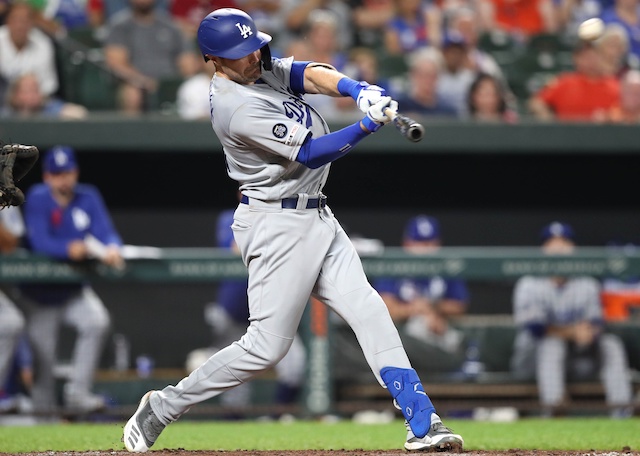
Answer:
407, 123, 425, 142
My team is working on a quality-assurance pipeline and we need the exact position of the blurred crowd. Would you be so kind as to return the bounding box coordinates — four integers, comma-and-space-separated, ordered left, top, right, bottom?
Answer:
1, 0, 640, 122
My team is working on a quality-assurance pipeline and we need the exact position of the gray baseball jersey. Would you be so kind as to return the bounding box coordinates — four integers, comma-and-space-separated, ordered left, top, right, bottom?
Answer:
210, 57, 330, 201
513, 276, 603, 327
511, 276, 632, 408
151, 58, 412, 423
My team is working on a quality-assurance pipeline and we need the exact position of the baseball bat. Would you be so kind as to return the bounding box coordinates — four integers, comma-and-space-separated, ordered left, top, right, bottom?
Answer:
384, 108, 425, 143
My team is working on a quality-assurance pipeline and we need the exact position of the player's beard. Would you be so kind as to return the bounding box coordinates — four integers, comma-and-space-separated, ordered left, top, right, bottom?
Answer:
223, 62, 262, 85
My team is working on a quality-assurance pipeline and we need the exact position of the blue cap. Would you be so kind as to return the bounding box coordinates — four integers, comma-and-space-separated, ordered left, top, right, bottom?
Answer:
43, 146, 77, 173
540, 221, 575, 243
404, 215, 441, 241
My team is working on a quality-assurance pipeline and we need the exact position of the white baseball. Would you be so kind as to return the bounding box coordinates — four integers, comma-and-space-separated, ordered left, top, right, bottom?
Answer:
578, 18, 605, 41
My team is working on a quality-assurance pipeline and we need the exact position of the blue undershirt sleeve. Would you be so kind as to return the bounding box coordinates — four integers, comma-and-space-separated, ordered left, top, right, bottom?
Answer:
290, 61, 311, 94
296, 122, 369, 169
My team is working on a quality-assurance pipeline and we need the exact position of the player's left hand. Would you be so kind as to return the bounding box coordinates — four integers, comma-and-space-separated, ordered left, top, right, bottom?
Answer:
356, 84, 387, 112
361, 97, 398, 132
367, 97, 398, 125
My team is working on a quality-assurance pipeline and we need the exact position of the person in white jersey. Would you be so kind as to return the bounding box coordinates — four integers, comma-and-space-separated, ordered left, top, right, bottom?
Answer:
123, 8, 464, 453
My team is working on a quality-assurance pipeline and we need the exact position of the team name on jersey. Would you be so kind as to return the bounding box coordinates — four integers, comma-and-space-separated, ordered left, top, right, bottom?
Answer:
283, 96, 312, 128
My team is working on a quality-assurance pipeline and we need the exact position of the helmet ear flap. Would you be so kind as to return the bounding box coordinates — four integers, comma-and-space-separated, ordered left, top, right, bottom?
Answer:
261, 44, 272, 71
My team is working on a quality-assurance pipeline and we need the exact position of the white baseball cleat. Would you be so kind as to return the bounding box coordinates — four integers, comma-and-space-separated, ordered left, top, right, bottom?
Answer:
123, 391, 166, 452
404, 418, 464, 452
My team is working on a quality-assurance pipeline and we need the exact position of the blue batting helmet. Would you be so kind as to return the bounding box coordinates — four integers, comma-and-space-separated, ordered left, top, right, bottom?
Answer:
197, 8, 272, 61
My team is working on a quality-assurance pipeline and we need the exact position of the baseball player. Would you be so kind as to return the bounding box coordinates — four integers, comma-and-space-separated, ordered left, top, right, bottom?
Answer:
187, 207, 307, 416
0, 206, 27, 406
21, 145, 122, 414
124, 8, 463, 453
510, 221, 633, 418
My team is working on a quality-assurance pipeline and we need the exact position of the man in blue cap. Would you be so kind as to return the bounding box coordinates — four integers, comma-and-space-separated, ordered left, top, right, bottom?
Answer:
373, 215, 470, 375
20, 145, 124, 415
510, 221, 633, 418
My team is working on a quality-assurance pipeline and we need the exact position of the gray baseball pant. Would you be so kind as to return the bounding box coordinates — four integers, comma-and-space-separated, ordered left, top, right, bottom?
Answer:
153, 205, 410, 424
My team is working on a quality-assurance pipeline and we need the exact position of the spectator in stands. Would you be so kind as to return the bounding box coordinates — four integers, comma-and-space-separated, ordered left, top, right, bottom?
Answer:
601, 0, 640, 63
373, 215, 469, 375
510, 221, 633, 418
281, 0, 352, 54
87, 0, 169, 27
285, 9, 352, 120
29, 0, 93, 38
466, 72, 518, 122
528, 40, 620, 121
0, 3, 58, 102
478, 0, 558, 42
171, 0, 237, 40
556, 0, 605, 39
21, 145, 123, 414
597, 23, 634, 78
176, 58, 215, 120
342, 46, 391, 93
349, 0, 395, 48
437, 31, 477, 116
608, 68, 640, 122
384, 0, 441, 55
104, 0, 197, 114
0, 206, 28, 414
235, 0, 286, 44
0, 1, 9, 24
392, 46, 458, 118
447, 7, 506, 81
1, 73, 88, 119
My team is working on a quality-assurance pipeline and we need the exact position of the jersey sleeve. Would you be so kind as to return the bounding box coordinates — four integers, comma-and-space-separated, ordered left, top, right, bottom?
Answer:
85, 186, 123, 247
228, 100, 311, 161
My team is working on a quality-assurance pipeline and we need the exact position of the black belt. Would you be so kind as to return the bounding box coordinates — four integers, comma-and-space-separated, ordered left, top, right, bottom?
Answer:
240, 194, 327, 209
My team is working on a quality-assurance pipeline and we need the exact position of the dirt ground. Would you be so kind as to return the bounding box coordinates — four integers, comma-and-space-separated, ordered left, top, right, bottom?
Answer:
4, 450, 639, 456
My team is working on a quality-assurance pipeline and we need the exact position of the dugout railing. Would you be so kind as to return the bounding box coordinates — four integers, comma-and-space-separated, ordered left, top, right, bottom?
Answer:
0, 247, 639, 419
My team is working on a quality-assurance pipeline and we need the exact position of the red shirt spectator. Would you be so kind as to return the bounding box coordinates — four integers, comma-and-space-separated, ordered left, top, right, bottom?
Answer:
480, 0, 558, 39
536, 73, 620, 120
529, 41, 620, 121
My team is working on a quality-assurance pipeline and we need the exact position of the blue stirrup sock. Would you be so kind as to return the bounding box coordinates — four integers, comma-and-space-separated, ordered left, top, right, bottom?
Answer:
380, 367, 435, 438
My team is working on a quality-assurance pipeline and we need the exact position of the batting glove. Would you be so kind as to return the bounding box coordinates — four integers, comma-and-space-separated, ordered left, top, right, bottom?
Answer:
361, 97, 398, 132
356, 84, 388, 113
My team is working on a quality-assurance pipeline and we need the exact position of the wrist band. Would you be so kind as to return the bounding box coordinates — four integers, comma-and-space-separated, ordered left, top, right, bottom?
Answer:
337, 77, 368, 100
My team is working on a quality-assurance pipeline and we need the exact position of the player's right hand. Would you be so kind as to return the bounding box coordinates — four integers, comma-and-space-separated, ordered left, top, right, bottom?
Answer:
356, 84, 387, 112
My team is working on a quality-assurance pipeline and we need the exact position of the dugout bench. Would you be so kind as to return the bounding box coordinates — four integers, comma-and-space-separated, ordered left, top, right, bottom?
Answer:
333, 315, 640, 417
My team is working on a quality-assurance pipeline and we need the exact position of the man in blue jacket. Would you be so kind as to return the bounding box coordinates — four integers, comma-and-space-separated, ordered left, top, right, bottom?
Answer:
21, 145, 123, 414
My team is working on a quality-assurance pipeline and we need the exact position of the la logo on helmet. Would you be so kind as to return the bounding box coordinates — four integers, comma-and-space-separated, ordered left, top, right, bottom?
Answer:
235, 22, 253, 39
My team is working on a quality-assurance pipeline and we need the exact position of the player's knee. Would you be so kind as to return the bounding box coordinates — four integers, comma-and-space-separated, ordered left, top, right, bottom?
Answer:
239, 326, 294, 369
79, 310, 111, 334
539, 336, 566, 360
599, 334, 627, 361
